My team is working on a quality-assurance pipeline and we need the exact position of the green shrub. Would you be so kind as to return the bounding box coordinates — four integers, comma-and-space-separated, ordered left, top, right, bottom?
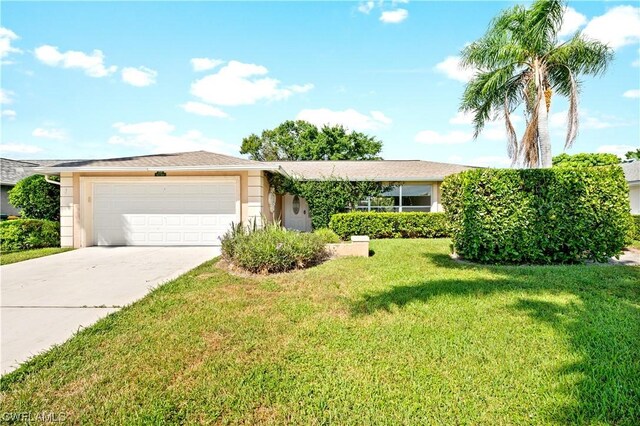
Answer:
329, 212, 449, 239
552, 152, 620, 168
221, 223, 327, 274
8, 175, 60, 221
441, 167, 632, 264
0, 219, 60, 252
313, 228, 341, 243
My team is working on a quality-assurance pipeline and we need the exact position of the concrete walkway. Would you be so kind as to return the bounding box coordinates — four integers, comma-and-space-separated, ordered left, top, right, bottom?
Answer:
1, 246, 219, 374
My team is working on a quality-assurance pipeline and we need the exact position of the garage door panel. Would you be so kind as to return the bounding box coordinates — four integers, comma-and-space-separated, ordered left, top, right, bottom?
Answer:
92, 180, 239, 246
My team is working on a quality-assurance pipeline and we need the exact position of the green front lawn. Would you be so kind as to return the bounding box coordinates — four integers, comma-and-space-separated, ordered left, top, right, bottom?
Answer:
1, 239, 638, 424
0, 247, 73, 265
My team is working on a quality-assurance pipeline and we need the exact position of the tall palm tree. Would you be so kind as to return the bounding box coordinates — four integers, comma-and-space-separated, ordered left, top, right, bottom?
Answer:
460, 0, 613, 168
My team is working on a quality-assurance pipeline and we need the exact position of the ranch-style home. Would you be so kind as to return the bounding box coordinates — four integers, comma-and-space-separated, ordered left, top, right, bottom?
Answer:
33, 150, 474, 248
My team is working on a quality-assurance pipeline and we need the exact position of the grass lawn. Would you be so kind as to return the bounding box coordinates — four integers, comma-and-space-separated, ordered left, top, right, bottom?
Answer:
0, 247, 73, 265
1, 239, 638, 424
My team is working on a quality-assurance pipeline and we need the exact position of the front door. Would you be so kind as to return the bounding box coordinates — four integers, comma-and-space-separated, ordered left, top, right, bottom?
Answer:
283, 194, 312, 232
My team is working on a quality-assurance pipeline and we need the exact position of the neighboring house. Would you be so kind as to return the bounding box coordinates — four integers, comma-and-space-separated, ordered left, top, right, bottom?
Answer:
34, 151, 474, 248
622, 161, 639, 215
0, 158, 77, 218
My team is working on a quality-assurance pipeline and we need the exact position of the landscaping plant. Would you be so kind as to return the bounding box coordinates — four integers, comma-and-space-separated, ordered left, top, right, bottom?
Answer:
441, 167, 631, 264
0, 219, 60, 252
220, 222, 328, 274
8, 175, 60, 221
459, 0, 613, 168
329, 212, 449, 239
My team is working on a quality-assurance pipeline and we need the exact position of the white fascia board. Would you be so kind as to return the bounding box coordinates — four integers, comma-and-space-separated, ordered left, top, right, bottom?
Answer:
34, 164, 281, 174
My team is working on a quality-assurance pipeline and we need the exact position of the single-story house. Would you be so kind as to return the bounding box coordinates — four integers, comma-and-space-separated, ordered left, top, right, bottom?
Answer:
31, 151, 640, 248
34, 151, 474, 248
622, 160, 639, 215
0, 158, 72, 218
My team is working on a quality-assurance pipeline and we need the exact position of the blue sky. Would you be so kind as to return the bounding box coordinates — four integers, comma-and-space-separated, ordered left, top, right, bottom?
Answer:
1, 1, 639, 166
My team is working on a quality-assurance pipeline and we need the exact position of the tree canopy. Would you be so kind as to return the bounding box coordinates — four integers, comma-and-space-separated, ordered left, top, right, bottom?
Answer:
240, 120, 383, 161
552, 152, 620, 168
460, 0, 613, 168
625, 149, 640, 161
8, 175, 60, 221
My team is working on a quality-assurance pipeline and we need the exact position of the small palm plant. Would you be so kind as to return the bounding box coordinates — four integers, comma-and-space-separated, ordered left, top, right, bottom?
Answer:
460, 0, 613, 168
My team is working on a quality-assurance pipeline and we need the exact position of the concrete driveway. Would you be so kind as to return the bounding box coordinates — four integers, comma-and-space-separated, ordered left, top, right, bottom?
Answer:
1, 246, 219, 374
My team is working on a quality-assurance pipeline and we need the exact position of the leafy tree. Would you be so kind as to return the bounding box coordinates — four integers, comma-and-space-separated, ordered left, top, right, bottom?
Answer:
625, 149, 640, 161
552, 153, 620, 168
460, 0, 613, 168
8, 175, 60, 221
240, 120, 382, 161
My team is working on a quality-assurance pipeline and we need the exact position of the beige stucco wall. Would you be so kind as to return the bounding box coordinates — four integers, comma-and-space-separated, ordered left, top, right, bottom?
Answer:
62, 170, 268, 248
629, 183, 639, 215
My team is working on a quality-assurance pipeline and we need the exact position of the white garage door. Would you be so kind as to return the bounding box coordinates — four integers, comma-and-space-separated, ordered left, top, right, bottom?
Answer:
92, 180, 239, 246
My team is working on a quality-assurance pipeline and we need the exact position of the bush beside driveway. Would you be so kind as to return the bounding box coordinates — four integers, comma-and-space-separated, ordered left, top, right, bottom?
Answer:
1, 239, 638, 424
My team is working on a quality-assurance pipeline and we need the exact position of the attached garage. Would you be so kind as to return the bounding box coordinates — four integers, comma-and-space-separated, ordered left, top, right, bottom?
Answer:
33, 150, 280, 248
88, 178, 240, 246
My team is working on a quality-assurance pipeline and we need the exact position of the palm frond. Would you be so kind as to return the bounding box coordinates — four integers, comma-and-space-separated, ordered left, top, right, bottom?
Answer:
525, 0, 564, 53
547, 34, 614, 77
504, 96, 518, 162
565, 70, 579, 149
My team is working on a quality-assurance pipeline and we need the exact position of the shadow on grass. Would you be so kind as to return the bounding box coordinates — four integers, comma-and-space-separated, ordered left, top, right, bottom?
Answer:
351, 251, 640, 424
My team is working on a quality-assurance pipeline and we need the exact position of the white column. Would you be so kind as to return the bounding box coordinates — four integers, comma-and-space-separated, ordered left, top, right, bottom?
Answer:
247, 170, 264, 228
59, 172, 74, 247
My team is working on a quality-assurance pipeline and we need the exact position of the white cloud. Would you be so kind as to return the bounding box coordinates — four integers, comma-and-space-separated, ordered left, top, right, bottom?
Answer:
190, 60, 313, 106
558, 7, 587, 37
582, 6, 640, 49
550, 109, 624, 131
414, 130, 472, 145
469, 156, 512, 168
358, 1, 375, 14
0, 89, 13, 104
0, 143, 43, 154
34, 45, 117, 77
191, 57, 224, 72
449, 111, 474, 125
0, 27, 22, 60
1, 109, 16, 120
623, 89, 640, 98
121, 66, 157, 87
435, 56, 476, 83
296, 108, 392, 131
597, 144, 638, 158
180, 101, 229, 118
448, 111, 523, 141
108, 121, 238, 155
380, 9, 408, 24
32, 127, 67, 140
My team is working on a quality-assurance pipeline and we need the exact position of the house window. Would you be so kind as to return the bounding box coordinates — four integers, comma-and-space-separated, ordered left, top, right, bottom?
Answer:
356, 184, 432, 212
401, 184, 432, 212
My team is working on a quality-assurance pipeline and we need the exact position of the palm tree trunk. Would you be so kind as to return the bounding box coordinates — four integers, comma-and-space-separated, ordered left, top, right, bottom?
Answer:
537, 94, 552, 168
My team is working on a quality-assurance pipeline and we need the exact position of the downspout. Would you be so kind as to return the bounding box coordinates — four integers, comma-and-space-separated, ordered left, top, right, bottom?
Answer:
44, 174, 61, 186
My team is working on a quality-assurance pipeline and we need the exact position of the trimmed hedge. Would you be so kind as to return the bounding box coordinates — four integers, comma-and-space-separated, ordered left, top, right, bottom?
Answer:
221, 223, 328, 274
0, 219, 60, 252
441, 167, 632, 264
329, 212, 449, 239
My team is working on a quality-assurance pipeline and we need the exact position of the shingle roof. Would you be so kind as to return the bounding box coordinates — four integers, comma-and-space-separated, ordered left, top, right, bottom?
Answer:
271, 160, 477, 181
622, 161, 640, 183
35, 151, 270, 171
0, 158, 78, 185
0, 158, 41, 185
